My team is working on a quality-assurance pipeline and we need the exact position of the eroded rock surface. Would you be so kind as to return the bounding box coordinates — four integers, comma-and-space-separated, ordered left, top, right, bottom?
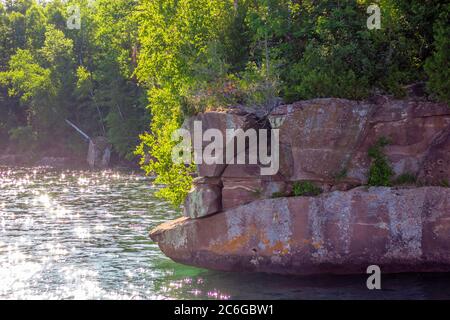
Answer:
269, 98, 450, 185
182, 110, 260, 177
184, 177, 222, 219
154, 97, 450, 275
269, 99, 373, 182
151, 187, 450, 275
183, 98, 450, 216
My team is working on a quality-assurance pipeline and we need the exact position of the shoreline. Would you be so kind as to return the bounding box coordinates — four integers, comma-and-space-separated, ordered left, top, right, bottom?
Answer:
0, 152, 141, 172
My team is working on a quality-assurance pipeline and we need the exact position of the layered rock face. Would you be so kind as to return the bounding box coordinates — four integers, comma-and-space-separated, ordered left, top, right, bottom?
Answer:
269, 98, 450, 186
151, 97, 450, 274
151, 187, 450, 275
183, 98, 450, 218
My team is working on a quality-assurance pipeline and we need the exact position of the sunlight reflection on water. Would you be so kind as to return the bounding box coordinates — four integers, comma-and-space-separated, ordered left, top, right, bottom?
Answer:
0, 166, 210, 300
0, 166, 449, 300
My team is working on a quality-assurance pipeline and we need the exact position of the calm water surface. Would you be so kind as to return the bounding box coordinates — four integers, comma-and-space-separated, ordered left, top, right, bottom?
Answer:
0, 166, 449, 300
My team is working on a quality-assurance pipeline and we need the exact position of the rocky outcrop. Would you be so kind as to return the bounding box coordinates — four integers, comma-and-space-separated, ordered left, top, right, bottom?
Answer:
182, 110, 260, 177
87, 136, 111, 169
269, 98, 450, 186
181, 97, 450, 214
152, 97, 450, 275
348, 99, 450, 184
184, 177, 222, 219
152, 187, 450, 275
269, 99, 372, 182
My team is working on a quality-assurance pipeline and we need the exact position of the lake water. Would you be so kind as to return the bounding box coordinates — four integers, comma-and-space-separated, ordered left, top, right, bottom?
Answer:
0, 166, 449, 300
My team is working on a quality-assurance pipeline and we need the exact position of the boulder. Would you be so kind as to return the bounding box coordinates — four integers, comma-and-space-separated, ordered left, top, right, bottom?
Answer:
182, 110, 260, 177
221, 164, 287, 210
87, 136, 111, 169
221, 177, 287, 211
151, 187, 450, 275
183, 177, 222, 219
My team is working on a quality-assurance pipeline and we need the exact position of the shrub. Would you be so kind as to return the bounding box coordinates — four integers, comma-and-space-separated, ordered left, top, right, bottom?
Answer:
367, 137, 394, 187
183, 64, 281, 116
393, 173, 417, 186
440, 180, 450, 188
292, 181, 322, 197
425, 4, 450, 105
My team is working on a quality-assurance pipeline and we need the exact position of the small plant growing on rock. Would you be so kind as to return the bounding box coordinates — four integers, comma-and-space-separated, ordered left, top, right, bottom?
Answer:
271, 191, 286, 198
292, 181, 322, 197
440, 180, 450, 188
393, 173, 417, 186
368, 137, 394, 187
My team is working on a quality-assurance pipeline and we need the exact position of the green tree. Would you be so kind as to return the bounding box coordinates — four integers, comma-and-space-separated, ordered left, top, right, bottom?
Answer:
25, 4, 47, 49
425, 4, 450, 104
134, 0, 229, 206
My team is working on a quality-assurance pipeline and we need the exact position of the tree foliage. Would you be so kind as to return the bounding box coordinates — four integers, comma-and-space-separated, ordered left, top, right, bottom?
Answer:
425, 3, 450, 104
0, 0, 148, 159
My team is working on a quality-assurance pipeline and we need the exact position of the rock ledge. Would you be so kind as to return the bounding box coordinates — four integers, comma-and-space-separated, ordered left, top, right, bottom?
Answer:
151, 187, 450, 275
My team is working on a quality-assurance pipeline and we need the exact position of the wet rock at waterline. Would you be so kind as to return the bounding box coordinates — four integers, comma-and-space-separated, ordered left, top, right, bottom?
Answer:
151, 187, 450, 275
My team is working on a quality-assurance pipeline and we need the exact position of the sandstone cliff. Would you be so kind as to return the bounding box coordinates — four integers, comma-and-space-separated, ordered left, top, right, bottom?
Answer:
151, 97, 450, 275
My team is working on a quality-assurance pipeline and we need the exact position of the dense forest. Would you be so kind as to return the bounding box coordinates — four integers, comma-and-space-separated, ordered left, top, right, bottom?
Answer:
0, 0, 449, 205
0, 0, 149, 161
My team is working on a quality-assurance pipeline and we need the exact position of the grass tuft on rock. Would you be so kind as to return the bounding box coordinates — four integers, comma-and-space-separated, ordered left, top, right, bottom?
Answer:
393, 173, 417, 186
292, 181, 322, 197
368, 137, 394, 187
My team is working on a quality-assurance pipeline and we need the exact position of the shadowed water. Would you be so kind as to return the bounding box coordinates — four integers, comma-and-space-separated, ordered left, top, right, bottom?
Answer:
0, 166, 449, 300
